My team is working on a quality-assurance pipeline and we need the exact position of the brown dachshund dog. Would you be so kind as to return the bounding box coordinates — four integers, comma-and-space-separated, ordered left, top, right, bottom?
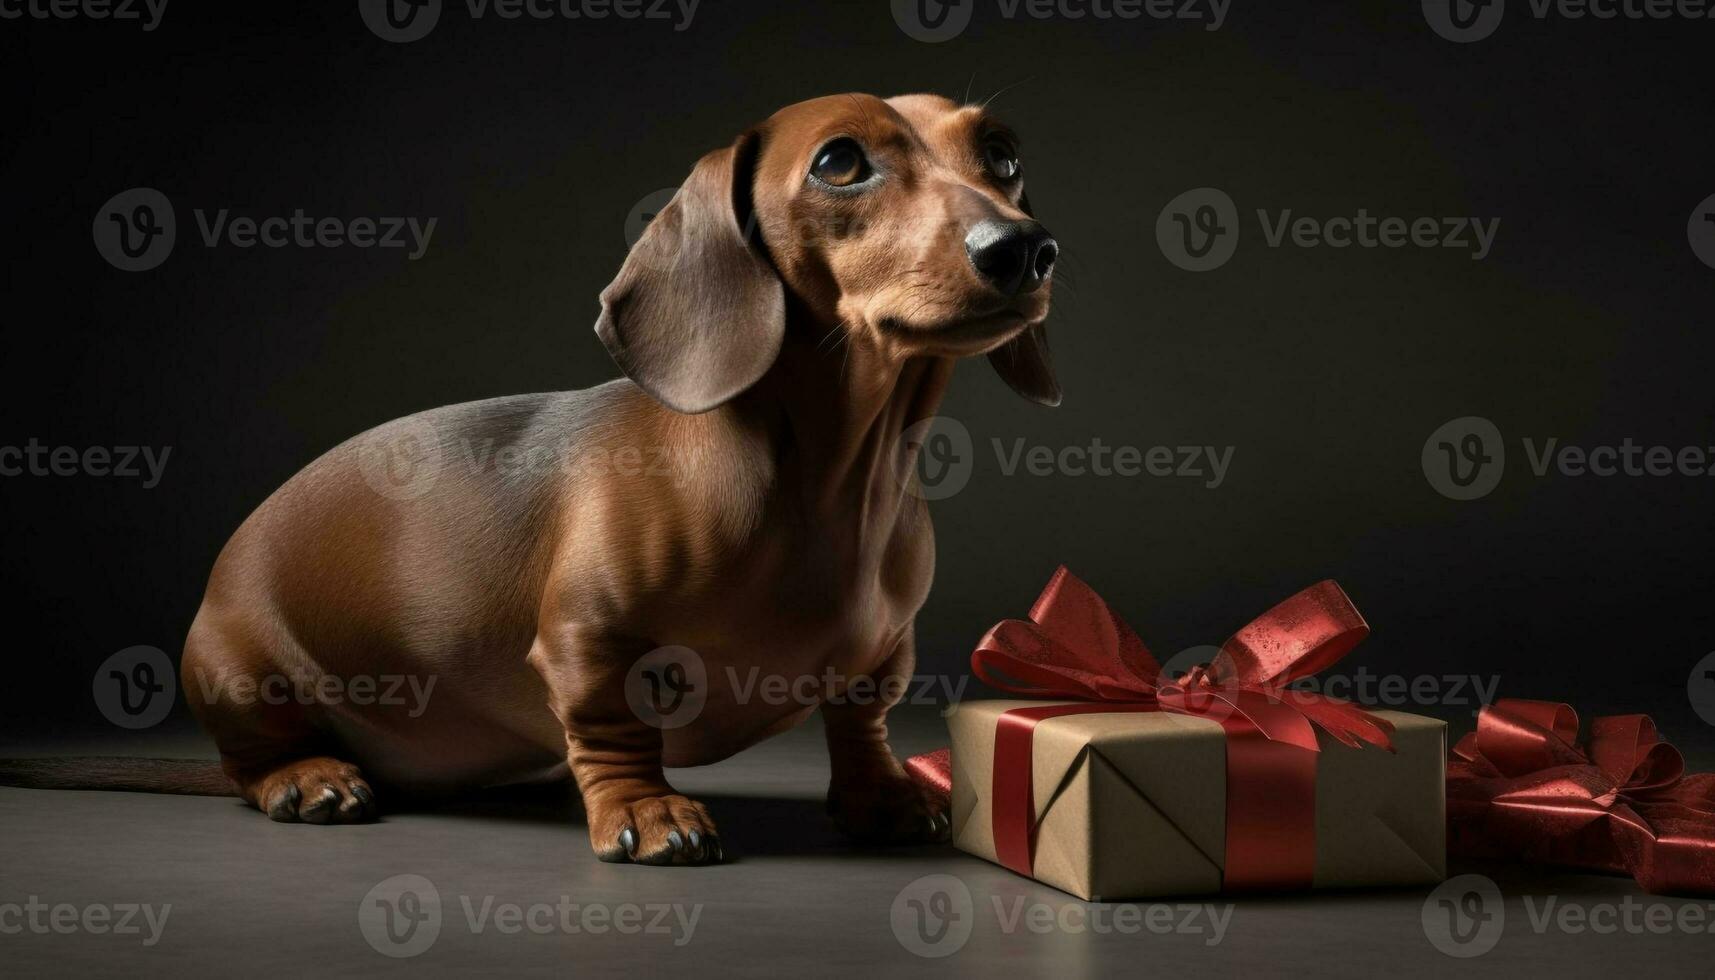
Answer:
2, 93, 1059, 865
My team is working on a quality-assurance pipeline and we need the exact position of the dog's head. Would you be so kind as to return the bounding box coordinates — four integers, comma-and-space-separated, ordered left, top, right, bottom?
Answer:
596, 93, 1060, 413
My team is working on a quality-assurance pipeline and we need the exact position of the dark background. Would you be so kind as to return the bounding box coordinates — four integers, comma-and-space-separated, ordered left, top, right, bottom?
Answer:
3, 0, 1712, 742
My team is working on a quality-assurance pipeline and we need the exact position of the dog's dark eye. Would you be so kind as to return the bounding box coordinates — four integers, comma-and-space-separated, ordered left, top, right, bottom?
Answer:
810, 138, 870, 188
983, 137, 1020, 181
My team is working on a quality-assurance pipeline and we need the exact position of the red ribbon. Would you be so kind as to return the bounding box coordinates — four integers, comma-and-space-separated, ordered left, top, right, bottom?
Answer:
1448, 698, 1715, 895
968, 567, 1394, 890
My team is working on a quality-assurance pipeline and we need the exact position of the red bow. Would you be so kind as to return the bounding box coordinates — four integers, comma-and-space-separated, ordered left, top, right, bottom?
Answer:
1448, 699, 1715, 895
972, 566, 1396, 751
967, 567, 1394, 888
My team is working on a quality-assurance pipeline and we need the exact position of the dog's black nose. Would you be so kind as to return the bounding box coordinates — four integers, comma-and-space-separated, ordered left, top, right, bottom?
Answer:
965, 219, 1058, 296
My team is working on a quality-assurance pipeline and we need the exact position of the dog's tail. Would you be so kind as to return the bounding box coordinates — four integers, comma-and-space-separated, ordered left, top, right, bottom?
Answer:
0, 757, 237, 797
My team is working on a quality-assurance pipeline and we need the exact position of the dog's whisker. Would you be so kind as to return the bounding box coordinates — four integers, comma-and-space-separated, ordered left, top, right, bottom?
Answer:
977, 77, 1032, 112
815, 322, 847, 354
845, 93, 878, 142
1055, 250, 1090, 272
903, 296, 937, 324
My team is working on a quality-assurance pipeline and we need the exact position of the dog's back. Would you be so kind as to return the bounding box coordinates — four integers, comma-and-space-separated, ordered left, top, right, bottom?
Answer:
181, 383, 643, 792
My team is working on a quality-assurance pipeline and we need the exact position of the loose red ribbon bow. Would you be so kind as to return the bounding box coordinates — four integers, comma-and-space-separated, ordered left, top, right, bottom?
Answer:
1448, 699, 1715, 895
957, 567, 1394, 890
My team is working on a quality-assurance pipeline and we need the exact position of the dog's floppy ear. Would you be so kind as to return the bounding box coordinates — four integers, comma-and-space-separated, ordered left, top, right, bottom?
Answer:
596, 130, 784, 414
987, 189, 1062, 406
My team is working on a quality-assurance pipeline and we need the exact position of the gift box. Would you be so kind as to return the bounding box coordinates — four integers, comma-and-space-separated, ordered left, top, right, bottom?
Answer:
918, 567, 1447, 901
946, 701, 1446, 900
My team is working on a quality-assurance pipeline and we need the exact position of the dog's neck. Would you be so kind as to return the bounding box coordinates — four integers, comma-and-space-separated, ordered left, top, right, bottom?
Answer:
738, 322, 954, 515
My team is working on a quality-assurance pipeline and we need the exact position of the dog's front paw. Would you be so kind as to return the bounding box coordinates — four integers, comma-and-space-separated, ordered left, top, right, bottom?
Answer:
588, 793, 723, 866
827, 767, 950, 845
243, 757, 377, 825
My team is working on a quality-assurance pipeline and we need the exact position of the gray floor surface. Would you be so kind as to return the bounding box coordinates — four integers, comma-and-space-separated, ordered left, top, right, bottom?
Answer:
3, 705, 1711, 979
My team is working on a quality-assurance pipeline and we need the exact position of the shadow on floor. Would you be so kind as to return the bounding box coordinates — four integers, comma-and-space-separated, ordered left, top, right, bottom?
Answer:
409, 782, 951, 862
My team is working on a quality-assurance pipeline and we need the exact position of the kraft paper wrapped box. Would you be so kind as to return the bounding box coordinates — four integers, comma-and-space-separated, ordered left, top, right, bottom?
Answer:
945, 701, 1447, 901
910, 567, 1448, 901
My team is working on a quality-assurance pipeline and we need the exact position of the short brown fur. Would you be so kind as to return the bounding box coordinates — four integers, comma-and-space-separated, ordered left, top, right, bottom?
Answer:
171, 93, 1060, 863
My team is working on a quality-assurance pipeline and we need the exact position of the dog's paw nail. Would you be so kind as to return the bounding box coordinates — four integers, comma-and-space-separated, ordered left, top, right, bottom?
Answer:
346, 784, 377, 820
338, 788, 375, 821
266, 784, 302, 822
301, 786, 341, 824
662, 829, 693, 862
618, 825, 638, 856
710, 836, 725, 863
